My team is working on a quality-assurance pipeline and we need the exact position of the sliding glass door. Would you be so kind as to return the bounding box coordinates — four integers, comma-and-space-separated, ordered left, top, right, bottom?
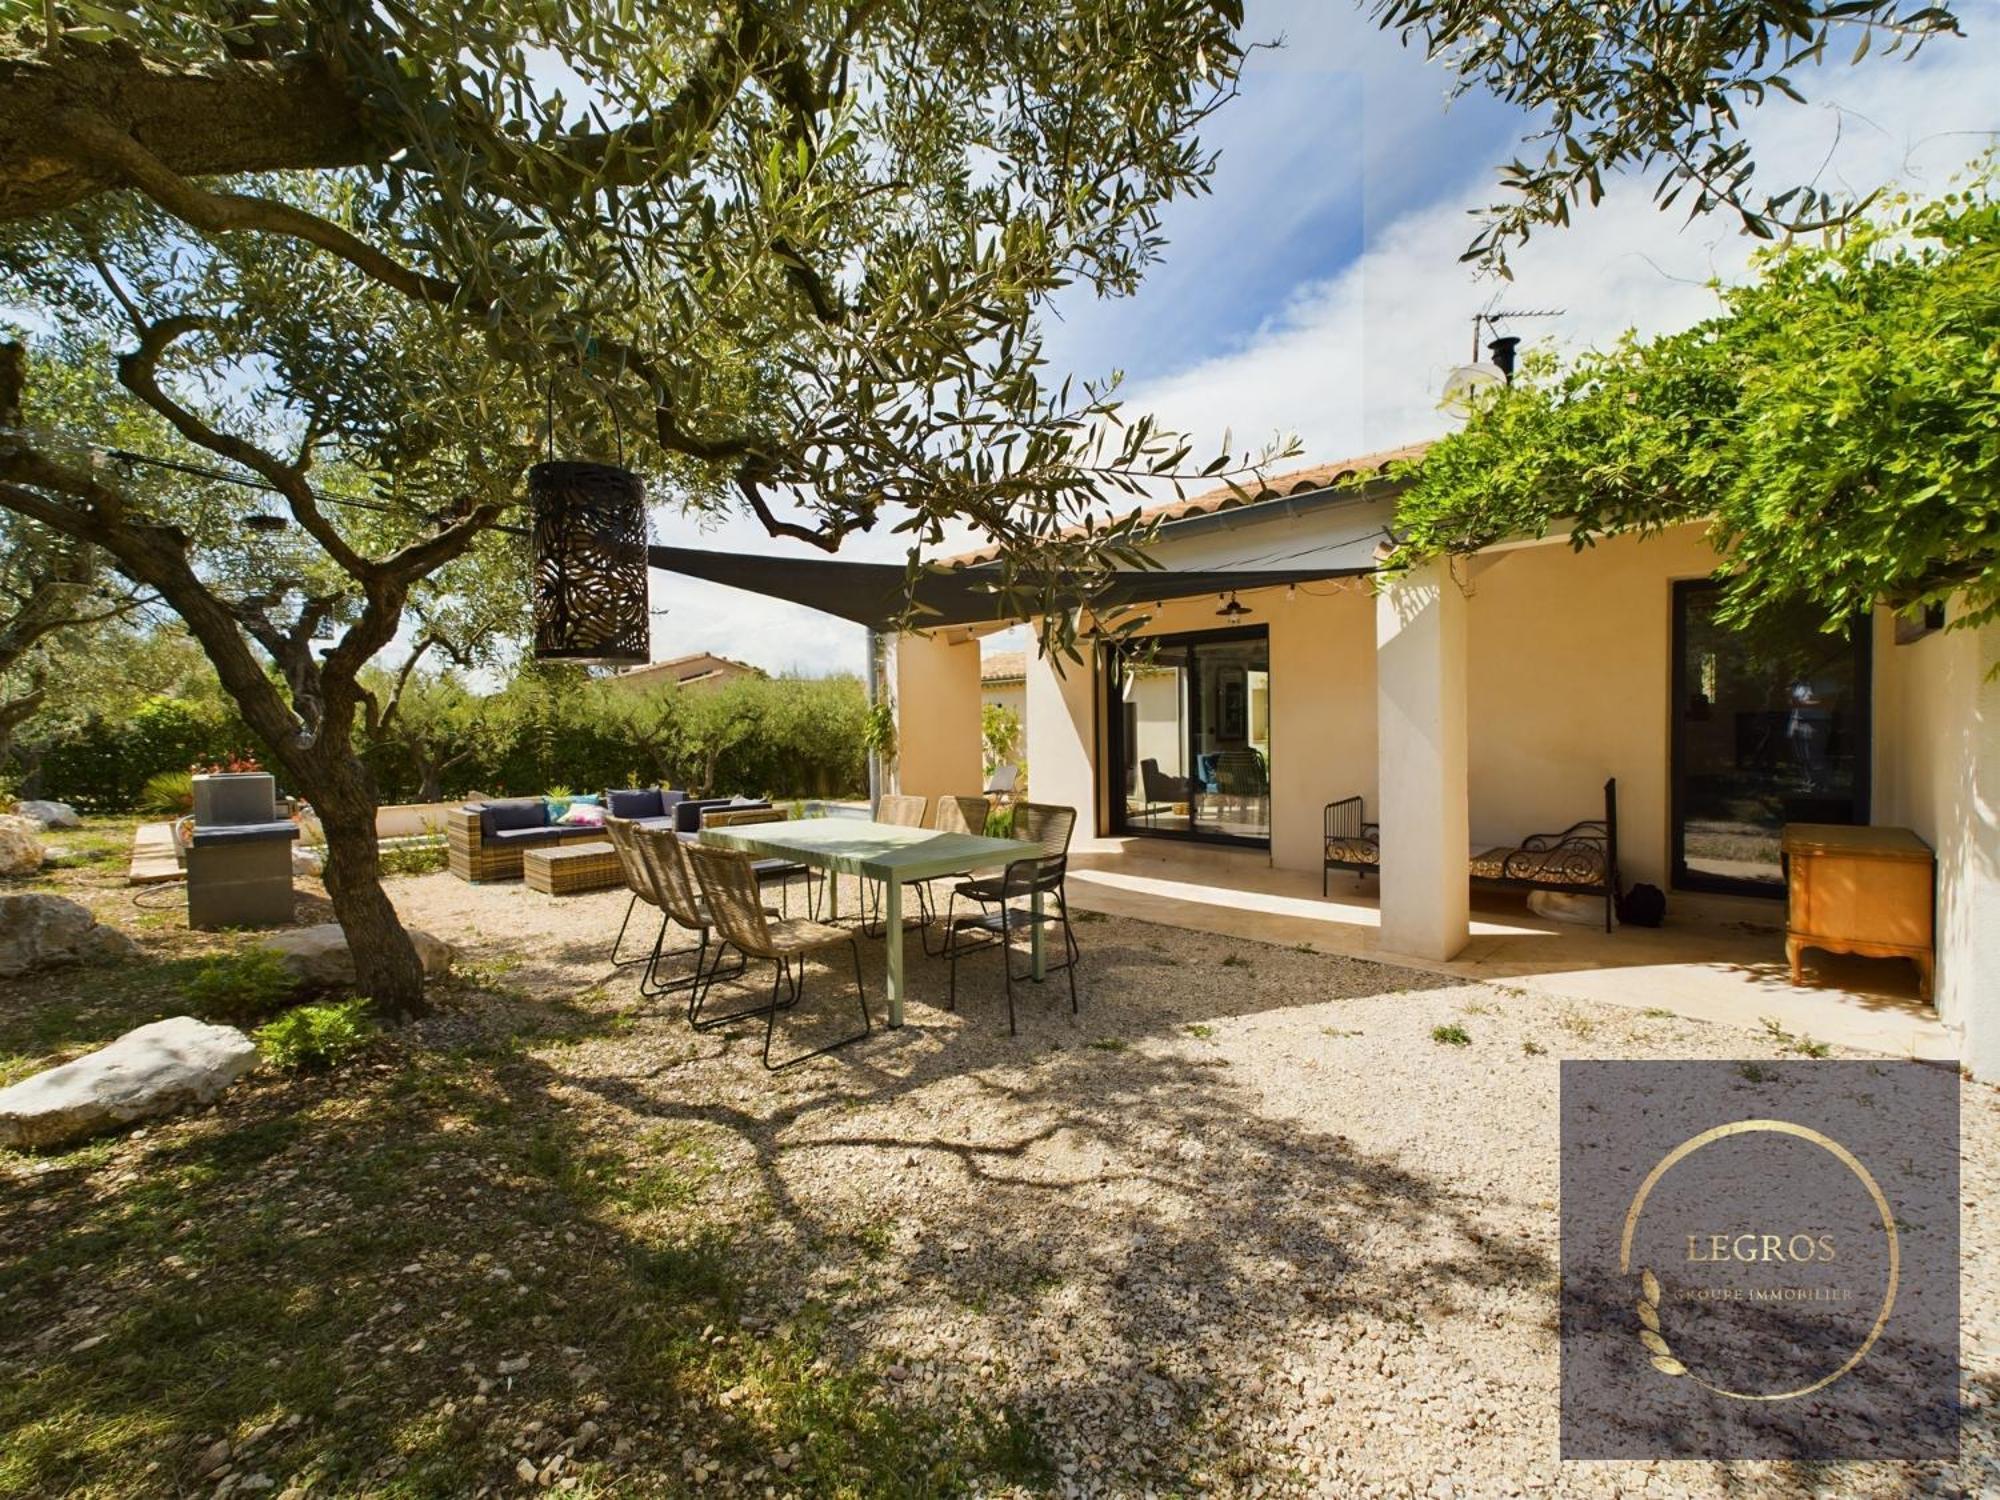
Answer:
1105, 626, 1271, 848
1671, 581, 1871, 895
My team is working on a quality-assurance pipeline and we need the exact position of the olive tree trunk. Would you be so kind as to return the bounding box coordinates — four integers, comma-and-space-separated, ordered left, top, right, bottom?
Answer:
303, 753, 428, 1017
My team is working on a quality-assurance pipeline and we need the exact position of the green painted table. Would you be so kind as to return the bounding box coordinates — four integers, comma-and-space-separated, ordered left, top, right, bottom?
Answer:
701, 816, 1032, 1026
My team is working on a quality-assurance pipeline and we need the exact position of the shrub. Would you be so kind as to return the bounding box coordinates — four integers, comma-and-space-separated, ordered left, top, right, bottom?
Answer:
1431, 1023, 1472, 1047
378, 840, 447, 877
40, 694, 262, 812
183, 947, 299, 1025
139, 769, 195, 814
256, 999, 378, 1072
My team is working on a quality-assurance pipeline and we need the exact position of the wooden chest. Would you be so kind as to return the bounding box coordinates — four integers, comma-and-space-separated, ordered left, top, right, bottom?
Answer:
1781, 824, 1934, 998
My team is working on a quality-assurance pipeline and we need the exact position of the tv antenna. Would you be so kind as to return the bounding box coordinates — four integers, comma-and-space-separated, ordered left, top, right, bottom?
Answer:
1470, 307, 1564, 382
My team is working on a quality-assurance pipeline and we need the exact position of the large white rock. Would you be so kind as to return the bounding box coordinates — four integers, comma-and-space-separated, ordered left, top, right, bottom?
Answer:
0, 815, 44, 876
14, 799, 81, 830
258, 923, 453, 990
0, 1017, 258, 1150
0, 893, 140, 978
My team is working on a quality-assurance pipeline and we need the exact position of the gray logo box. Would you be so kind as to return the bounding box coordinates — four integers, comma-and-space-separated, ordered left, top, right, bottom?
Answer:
1560, 1059, 1959, 1459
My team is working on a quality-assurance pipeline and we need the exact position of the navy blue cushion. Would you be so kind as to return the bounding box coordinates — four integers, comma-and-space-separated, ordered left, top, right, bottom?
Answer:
478, 798, 549, 838
606, 788, 665, 820
492, 825, 566, 845
672, 797, 735, 834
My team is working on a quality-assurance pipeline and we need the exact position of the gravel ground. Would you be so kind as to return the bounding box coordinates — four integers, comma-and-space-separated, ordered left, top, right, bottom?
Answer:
388, 869, 2000, 1498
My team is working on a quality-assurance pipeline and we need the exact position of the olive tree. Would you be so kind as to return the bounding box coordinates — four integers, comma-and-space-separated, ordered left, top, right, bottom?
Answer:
0, 2, 1282, 1014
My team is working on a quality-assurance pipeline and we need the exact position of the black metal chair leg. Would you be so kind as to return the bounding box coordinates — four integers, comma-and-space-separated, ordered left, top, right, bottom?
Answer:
943, 890, 961, 1011
1057, 889, 1080, 1014
762, 946, 872, 1071
610, 891, 657, 968
1000, 896, 1018, 1037
690, 942, 788, 1031
627, 910, 671, 985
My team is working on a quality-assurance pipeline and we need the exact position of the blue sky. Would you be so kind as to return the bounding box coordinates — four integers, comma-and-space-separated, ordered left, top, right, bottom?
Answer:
646, 0, 2000, 678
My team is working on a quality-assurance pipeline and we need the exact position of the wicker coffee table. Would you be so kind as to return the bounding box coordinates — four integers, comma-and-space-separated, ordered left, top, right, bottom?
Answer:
522, 840, 623, 895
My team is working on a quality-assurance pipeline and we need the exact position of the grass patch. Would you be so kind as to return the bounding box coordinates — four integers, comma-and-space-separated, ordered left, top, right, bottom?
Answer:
255, 998, 378, 1071
1183, 1023, 1215, 1040
1521, 1039, 1547, 1056
1759, 1017, 1832, 1058
1219, 953, 1251, 970
1086, 1037, 1128, 1053
377, 840, 448, 877
1640, 1007, 1676, 1020
1430, 1024, 1472, 1047
184, 947, 300, 1026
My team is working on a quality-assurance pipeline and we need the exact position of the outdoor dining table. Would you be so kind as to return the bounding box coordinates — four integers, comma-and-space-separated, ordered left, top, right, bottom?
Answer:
699, 815, 1034, 1026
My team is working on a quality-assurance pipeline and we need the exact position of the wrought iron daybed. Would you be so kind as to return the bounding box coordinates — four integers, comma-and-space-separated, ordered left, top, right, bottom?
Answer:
1322, 777, 1621, 932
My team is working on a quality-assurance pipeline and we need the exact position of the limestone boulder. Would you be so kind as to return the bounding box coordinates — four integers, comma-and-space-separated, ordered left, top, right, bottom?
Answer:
259, 923, 453, 990
0, 1017, 258, 1150
14, 800, 81, 830
0, 893, 140, 978
0, 816, 44, 876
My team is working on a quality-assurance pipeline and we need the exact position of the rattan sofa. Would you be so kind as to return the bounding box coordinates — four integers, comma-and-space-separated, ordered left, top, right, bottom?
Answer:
1323, 777, 1621, 931
446, 798, 613, 883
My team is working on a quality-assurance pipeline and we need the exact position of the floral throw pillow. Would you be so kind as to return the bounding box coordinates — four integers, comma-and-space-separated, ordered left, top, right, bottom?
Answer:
558, 804, 606, 827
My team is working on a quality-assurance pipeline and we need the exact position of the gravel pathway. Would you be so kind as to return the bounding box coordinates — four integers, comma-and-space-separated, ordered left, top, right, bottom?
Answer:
391, 870, 2000, 1497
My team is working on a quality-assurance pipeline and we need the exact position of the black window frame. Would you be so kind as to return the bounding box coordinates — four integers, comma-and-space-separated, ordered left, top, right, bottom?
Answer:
1669, 578, 1873, 897
1100, 623, 1272, 852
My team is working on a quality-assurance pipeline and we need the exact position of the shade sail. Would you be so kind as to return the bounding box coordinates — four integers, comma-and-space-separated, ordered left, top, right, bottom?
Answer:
646, 543, 1373, 631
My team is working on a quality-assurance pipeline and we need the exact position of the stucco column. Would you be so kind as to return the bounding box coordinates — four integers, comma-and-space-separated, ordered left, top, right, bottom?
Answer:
1025, 626, 1097, 835
890, 629, 983, 807
1374, 560, 1471, 960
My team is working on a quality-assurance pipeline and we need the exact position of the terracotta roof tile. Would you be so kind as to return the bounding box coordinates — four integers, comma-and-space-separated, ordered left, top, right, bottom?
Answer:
942, 441, 1430, 566
981, 650, 1027, 683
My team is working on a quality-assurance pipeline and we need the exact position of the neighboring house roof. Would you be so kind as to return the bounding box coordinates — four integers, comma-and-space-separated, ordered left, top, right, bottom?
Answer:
981, 650, 1027, 685
611, 651, 762, 691
944, 442, 1431, 567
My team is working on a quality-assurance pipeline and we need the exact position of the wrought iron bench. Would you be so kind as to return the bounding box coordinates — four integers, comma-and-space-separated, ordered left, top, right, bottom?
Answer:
1323, 777, 1621, 931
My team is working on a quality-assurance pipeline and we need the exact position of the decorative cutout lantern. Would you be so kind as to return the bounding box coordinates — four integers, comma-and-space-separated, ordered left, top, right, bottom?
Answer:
530, 460, 650, 665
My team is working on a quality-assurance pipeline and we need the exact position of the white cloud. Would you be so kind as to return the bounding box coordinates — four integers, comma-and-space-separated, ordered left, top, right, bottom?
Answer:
1119, 23, 2000, 464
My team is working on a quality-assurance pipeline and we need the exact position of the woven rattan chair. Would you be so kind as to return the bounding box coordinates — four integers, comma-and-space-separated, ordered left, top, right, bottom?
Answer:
699, 806, 821, 917
604, 815, 668, 972
877, 794, 928, 827
940, 802, 1081, 1034
916, 794, 997, 955
686, 842, 872, 1069
629, 824, 755, 1016
857, 793, 929, 936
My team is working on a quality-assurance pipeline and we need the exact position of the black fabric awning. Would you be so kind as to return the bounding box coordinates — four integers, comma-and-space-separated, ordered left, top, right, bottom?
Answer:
647, 543, 1373, 631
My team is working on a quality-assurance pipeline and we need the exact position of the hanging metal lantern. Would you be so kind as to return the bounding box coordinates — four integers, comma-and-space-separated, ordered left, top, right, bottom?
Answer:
530, 460, 650, 665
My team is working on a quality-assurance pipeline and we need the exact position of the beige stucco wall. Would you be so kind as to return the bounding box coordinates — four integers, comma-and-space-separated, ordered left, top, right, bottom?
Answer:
1872, 604, 2000, 1078
1463, 525, 1719, 891
892, 631, 984, 808
1022, 582, 1377, 871
981, 680, 1026, 724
